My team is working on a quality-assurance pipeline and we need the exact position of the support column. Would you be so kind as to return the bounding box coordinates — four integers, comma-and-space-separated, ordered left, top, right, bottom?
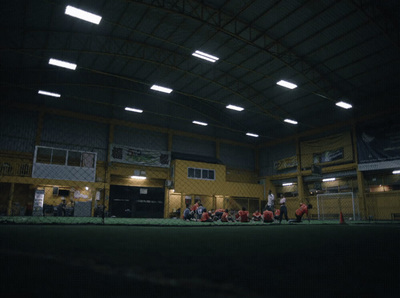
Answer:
7, 183, 15, 216
180, 193, 185, 216
164, 189, 170, 219
357, 171, 367, 219
104, 123, 114, 213
91, 188, 96, 217
352, 125, 367, 219
296, 138, 306, 202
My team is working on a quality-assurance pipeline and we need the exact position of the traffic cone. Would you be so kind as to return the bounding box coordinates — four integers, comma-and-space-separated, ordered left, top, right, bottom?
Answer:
339, 212, 345, 224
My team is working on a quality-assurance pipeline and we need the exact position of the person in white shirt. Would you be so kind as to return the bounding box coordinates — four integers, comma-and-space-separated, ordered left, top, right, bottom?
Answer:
266, 190, 275, 212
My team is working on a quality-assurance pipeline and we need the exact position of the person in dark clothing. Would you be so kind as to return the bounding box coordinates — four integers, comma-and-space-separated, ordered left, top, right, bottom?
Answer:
279, 194, 289, 223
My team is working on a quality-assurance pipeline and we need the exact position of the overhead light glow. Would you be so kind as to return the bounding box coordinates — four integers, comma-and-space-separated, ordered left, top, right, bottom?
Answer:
49, 58, 77, 70
65, 5, 102, 25
246, 133, 259, 138
226, 104, 244, 111
393, 170, 400, 175
150, 84, 173, 94
284, 119, 298, 125
277, 80, 297, 89
125, 107, 143, 113
322, 178, 336, 182
130, 176, 146, 180
38, 90, 61, 98
192, 50, 219, 62
336, 101, 352, 109
282, 183, 293, 186
192, 120, 208, 126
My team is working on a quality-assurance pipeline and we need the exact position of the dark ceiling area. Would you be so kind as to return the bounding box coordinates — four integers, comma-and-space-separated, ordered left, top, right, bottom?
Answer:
1, 0, 399, 144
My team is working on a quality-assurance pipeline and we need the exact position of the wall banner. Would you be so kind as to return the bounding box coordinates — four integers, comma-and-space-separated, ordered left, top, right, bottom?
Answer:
274, 156, 298, 170
313, 148, 344, 164
110, 144, 171, 168
357, 117, 400, 168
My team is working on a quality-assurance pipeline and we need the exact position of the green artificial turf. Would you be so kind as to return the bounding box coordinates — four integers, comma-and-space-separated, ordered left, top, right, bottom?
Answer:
0, 224, 399, 298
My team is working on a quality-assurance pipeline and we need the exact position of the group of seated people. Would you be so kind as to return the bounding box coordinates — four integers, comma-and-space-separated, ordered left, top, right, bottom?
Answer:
183, 200, 310, 224
183, 201, 278, 223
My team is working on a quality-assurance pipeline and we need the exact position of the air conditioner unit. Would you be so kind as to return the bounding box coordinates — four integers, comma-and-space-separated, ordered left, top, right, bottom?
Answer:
165, 180, 174, 189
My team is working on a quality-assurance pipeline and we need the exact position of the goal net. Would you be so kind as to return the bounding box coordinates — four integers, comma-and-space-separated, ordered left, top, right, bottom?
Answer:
316, 192, 360, 221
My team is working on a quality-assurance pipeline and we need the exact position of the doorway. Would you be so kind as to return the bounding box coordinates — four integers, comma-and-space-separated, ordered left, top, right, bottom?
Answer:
109, 185, 164, 218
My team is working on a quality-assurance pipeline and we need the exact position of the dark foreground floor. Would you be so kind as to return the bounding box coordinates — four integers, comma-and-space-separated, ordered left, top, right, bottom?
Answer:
1, 224, 399, 298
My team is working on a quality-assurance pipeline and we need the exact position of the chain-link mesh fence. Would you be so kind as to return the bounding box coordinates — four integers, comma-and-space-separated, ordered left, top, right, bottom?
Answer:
1, 107, 400, 225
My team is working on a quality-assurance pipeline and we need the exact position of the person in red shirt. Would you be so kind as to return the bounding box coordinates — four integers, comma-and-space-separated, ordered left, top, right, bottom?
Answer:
221, 209, 232, 222
262, 209, 274, 223
214, 208, 225, 220
252, 210, 262, 221
274, 209, 281, 221
190, 200, 200, 218
238, 207, 249, 222
200, 209, 213, 222
289, 202, 310, 223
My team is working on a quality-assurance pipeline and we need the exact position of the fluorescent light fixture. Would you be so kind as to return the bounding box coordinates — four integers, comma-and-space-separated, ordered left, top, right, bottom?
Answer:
284, 119, 298, 125
336, 101, 352, 109
192, 120, 208, 126
393, 170, 400, 174
282, 183, 293, 186
125, 107, 143, 113
150, 84, 173, 94
65, 5, 102, 25
322, 178, 336, 182
130, 176, 146, 180
38, 90, 61, 98
192, 50, 219, 62
48, 58, 77, 70
226, 104, 244, 111
246, 133, 259, 138
277, 80, 297, 89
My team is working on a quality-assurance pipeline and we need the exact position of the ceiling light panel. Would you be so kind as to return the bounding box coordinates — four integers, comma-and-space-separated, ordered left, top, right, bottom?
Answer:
226, 104, 244, 111
192, 121, 208, 126
48, 58, 77, 70
125, 107, 143, 113
284, 119, 298, 125
336, 101, 352, 109
192, 50, 219, 62
150, 85, 173, 94
38, 90, 61, 98
277, 80, 297, 89
65, 5, 102, 25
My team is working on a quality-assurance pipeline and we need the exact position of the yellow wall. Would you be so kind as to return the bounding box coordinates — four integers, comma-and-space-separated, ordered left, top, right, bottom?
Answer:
173, 160, 263, 198
365, 191, 400, 220
226, 168, 258, 183
300, 132, 353, 168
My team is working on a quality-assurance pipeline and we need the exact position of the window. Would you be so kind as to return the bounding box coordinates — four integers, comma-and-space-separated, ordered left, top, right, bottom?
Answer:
187, 167, 215, 181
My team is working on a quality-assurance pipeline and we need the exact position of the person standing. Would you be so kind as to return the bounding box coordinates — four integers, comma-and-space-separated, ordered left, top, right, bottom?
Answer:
279, 194, 289, 223
266, 190, 275, 212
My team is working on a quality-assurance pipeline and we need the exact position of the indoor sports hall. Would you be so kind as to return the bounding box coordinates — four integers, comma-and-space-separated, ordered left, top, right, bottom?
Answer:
1, 1, 399, 297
